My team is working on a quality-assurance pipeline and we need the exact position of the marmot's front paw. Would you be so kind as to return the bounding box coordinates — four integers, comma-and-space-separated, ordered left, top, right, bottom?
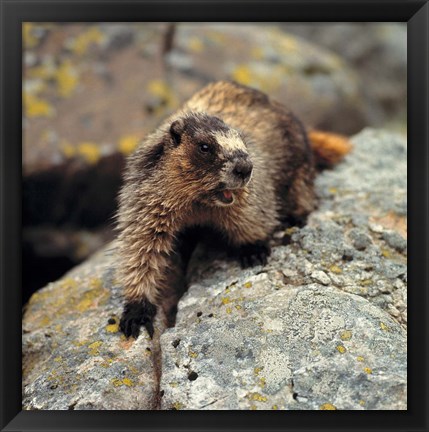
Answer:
119, 299, 157, 339
238, 240, 271, 268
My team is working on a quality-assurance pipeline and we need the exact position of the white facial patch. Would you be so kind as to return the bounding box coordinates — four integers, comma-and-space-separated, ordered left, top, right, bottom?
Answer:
213, 130, 246, 153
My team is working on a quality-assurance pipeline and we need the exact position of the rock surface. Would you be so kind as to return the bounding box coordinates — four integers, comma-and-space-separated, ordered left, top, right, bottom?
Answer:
22, 247, 161, 410
22, 129, 407, 410
23, 23, 365, 175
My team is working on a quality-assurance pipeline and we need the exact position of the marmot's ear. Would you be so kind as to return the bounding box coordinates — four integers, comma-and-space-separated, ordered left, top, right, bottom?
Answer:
170, 118, 185, 146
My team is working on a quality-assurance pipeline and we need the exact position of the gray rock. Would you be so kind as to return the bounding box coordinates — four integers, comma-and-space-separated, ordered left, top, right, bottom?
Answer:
311, 270, 331, 285
160, 128, 407, 410
22, 247, 160, 410
283, 23, 407, 130
382, 230, 407, 252
23, 129, 407, 410
160, 285, 406, 410
348, 229, 373, 251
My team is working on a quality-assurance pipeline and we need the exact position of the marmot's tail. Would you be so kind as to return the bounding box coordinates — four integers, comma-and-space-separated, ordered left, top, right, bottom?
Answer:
308, 130, 352, 169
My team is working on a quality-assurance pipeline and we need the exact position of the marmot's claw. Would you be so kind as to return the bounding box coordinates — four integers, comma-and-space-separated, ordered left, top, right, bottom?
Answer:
119, 299, 157, 339
238, 241, 270, 269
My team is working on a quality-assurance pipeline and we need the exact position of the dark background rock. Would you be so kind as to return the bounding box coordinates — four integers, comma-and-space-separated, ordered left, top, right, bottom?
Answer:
283, 23, 407, 130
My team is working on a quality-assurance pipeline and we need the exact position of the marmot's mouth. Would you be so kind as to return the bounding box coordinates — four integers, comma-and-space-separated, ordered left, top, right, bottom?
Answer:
216, 189, 234, 205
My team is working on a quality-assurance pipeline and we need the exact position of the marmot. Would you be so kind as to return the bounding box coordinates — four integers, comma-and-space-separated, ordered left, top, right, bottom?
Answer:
117, 80, 351, 339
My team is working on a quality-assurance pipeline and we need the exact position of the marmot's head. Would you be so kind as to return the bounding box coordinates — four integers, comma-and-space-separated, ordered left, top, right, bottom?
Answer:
167, 112, 253, 207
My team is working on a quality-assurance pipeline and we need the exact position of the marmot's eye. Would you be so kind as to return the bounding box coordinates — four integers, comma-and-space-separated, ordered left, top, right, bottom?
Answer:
199, 143, 210, 153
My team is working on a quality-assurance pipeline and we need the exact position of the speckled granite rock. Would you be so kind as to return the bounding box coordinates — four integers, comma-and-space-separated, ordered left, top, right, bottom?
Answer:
23, 129, 407, 410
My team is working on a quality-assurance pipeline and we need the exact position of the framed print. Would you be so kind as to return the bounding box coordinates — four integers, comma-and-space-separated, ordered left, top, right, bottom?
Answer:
1, 0, 428, 431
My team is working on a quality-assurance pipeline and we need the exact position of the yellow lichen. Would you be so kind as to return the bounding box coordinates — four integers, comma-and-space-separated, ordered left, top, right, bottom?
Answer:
207, 31, 226, 44
359, 279, 373, 286
128, 365, 139, 374
271, 404, 278, 410
232, 65, 252, 86
359, 400, 365, 406
189, 350, 198, 359
23, 23, 40, 48
278, 34, 298, 52
27, 64, 55, 80
188, 37, 204, 53
284, 227, 298, 236
61, 141, 76, 158
380, 322, 389, 331
172, 402, 184, 410
235, 305, 242, 310
54, 356, 63, 362
76, 142, 101, 164
258, 377, 266, 388
363, 367, 372, 375
254, 367, 262, 376
106, 322, 119, 333
329, 264, 342, 274
59, 278, 79, 291
23, 92, 54, 118
169, 382, 178, 388
381, 248, 392, 258
243, 282, 253, 289
221, 297, 231, 304
340, 330, 352, 341
328, 187, 338, 195
76, 281, 107, 312
111, 378, 123, 387
119, 134, 140, 155
88, 341, 102, 356
232, 62, 282, 93
249, 392, 267, 402
320, 403, 337, 410
356, 356, 365, 362
73, 340, 89, 347
100, 359, 113, 368
70, 27, 105, 56
56, 60, 78, 97
225, 307, 232, 314
122, 378, 135, 387
39, 316, 51, 327
147, 79, 178, 109
336, 345, 346, 354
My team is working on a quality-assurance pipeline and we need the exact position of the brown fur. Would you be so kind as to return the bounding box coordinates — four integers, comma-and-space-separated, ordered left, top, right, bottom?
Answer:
117, 81, 350, 338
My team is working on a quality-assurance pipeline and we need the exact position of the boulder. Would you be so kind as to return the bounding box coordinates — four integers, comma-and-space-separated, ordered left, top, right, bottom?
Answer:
22, 247, 160, 410
283, 23, 407, 130
22, 129, 407, 410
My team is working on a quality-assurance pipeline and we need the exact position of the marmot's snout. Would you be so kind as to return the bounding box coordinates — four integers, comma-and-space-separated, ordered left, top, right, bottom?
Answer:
223, 155, 253, 189
232, 158, 253, 181
215, 153, 253, 206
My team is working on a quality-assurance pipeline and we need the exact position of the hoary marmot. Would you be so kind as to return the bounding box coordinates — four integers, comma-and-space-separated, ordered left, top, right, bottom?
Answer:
117, 80, 351, 338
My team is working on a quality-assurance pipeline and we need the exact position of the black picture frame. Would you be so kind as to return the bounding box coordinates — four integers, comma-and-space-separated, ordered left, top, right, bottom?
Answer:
1, 0, 428, 431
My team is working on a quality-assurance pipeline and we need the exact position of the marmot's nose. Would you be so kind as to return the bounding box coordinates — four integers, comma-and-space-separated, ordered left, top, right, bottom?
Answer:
233, 159, 253, 180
